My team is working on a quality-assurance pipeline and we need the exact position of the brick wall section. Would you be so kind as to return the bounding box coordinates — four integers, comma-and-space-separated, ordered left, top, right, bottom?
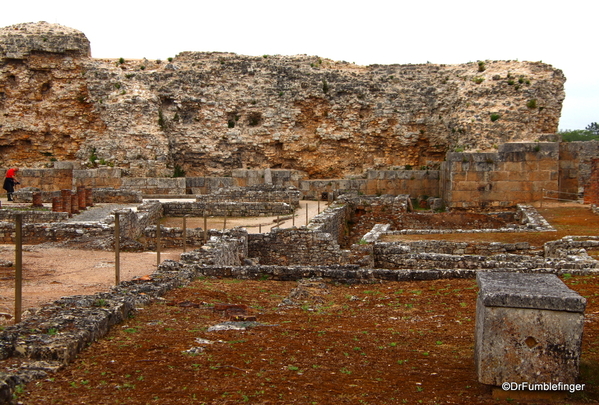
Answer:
584, 158, 599, 204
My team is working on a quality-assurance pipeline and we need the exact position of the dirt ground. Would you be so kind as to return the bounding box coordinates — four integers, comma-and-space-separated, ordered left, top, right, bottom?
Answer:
0, 246, 182, 317
3, 201, 599, 404
0, 200, 329, 317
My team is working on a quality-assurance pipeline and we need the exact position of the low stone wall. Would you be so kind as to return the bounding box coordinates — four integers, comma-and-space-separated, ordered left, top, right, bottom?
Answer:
180, 229, 248, 266
141, 226, 205, 250
373, 248, 599, 273
544, 236, 599, 259
0, 210, 68, 224
375, 240, 532, 257
0, 201, 160, 245
111, 201, 163, 240
307, 202, 353, 245
162, 201, 294, 217
185, 177, 236, 195
0, 221, 110, 244
248, 227, 347, 266
195, 185, 301, 207
92, 188, 143, 203
232, 169, 306, 188
298, 170, 440, 200
73, 168, 122, 189
121, 178, 186, 195
13, 187, 141, 204
383, 204, 554, 236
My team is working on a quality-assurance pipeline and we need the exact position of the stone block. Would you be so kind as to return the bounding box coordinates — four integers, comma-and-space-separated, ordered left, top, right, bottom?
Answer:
475, 272, 586, 386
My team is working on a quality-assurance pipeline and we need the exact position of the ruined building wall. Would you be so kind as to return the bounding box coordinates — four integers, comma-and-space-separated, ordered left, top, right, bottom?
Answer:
559, 141, 599, 200
0, 22, 566, 179
441, 143, 560, 209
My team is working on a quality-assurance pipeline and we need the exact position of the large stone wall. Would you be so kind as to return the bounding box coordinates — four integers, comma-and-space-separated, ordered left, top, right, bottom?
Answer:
441, 143, 560, 208
0, 22, 565, 179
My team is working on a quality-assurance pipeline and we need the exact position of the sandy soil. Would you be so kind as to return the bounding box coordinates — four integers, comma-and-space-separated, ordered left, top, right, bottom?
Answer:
0, 245, 182, 318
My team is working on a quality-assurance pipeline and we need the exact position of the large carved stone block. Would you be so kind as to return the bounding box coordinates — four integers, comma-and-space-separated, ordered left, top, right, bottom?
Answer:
475, 272, 586, 386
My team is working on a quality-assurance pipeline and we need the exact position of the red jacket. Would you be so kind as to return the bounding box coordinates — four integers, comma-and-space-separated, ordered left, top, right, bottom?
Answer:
5, 168, 17, 178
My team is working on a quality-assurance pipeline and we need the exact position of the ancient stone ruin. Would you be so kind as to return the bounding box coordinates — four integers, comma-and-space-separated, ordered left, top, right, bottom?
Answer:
1, 22, 566, 178
0, 21, 598, 404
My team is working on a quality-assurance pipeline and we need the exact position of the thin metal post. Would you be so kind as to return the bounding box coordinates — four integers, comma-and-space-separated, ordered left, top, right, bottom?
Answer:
114, 213, 120, 285
223, 212, 227, 230
292, 209, 295, 227
182, 216, 187, 253
259, 223, 262, 233
156, 220, 161, 267
14, 214, 23, 324
318, 199, 320, 214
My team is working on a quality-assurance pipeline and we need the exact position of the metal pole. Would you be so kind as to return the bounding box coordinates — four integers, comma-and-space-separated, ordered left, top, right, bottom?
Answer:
318, 199, 320, 214
259, 223, 262, 233
223, 212, 227, 230
292, 209, 295, 227
182, 216, 187, 253
14, 214, 23, 324
156, 220, 161, 267
114, 213, 120, 285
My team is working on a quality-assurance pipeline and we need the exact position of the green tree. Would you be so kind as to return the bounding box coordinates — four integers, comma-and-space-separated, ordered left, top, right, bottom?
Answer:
585, 122, 599, 136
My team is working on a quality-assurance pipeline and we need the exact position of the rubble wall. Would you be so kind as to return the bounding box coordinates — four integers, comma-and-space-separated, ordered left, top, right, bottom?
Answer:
248, 227, 346, 266
162, 201, 294, 217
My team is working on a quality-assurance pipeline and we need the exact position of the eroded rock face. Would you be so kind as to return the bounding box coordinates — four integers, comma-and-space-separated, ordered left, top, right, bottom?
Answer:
0, 22, 566, 178
0, 22, 105, 165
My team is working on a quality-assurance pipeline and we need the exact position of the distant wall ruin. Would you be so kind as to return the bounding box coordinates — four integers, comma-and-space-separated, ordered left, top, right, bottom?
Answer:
0, 22, 566, 179
5, 140, 598, 208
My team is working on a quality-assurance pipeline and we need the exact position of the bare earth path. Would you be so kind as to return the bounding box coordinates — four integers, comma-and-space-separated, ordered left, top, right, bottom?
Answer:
0, 246, 182, 318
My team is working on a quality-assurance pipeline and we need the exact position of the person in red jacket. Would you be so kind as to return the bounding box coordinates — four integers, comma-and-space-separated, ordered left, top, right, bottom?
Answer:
3, 168, 20, 201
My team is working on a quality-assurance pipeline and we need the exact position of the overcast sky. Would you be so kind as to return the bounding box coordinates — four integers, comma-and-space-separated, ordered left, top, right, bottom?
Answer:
2, 0, 597, 130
